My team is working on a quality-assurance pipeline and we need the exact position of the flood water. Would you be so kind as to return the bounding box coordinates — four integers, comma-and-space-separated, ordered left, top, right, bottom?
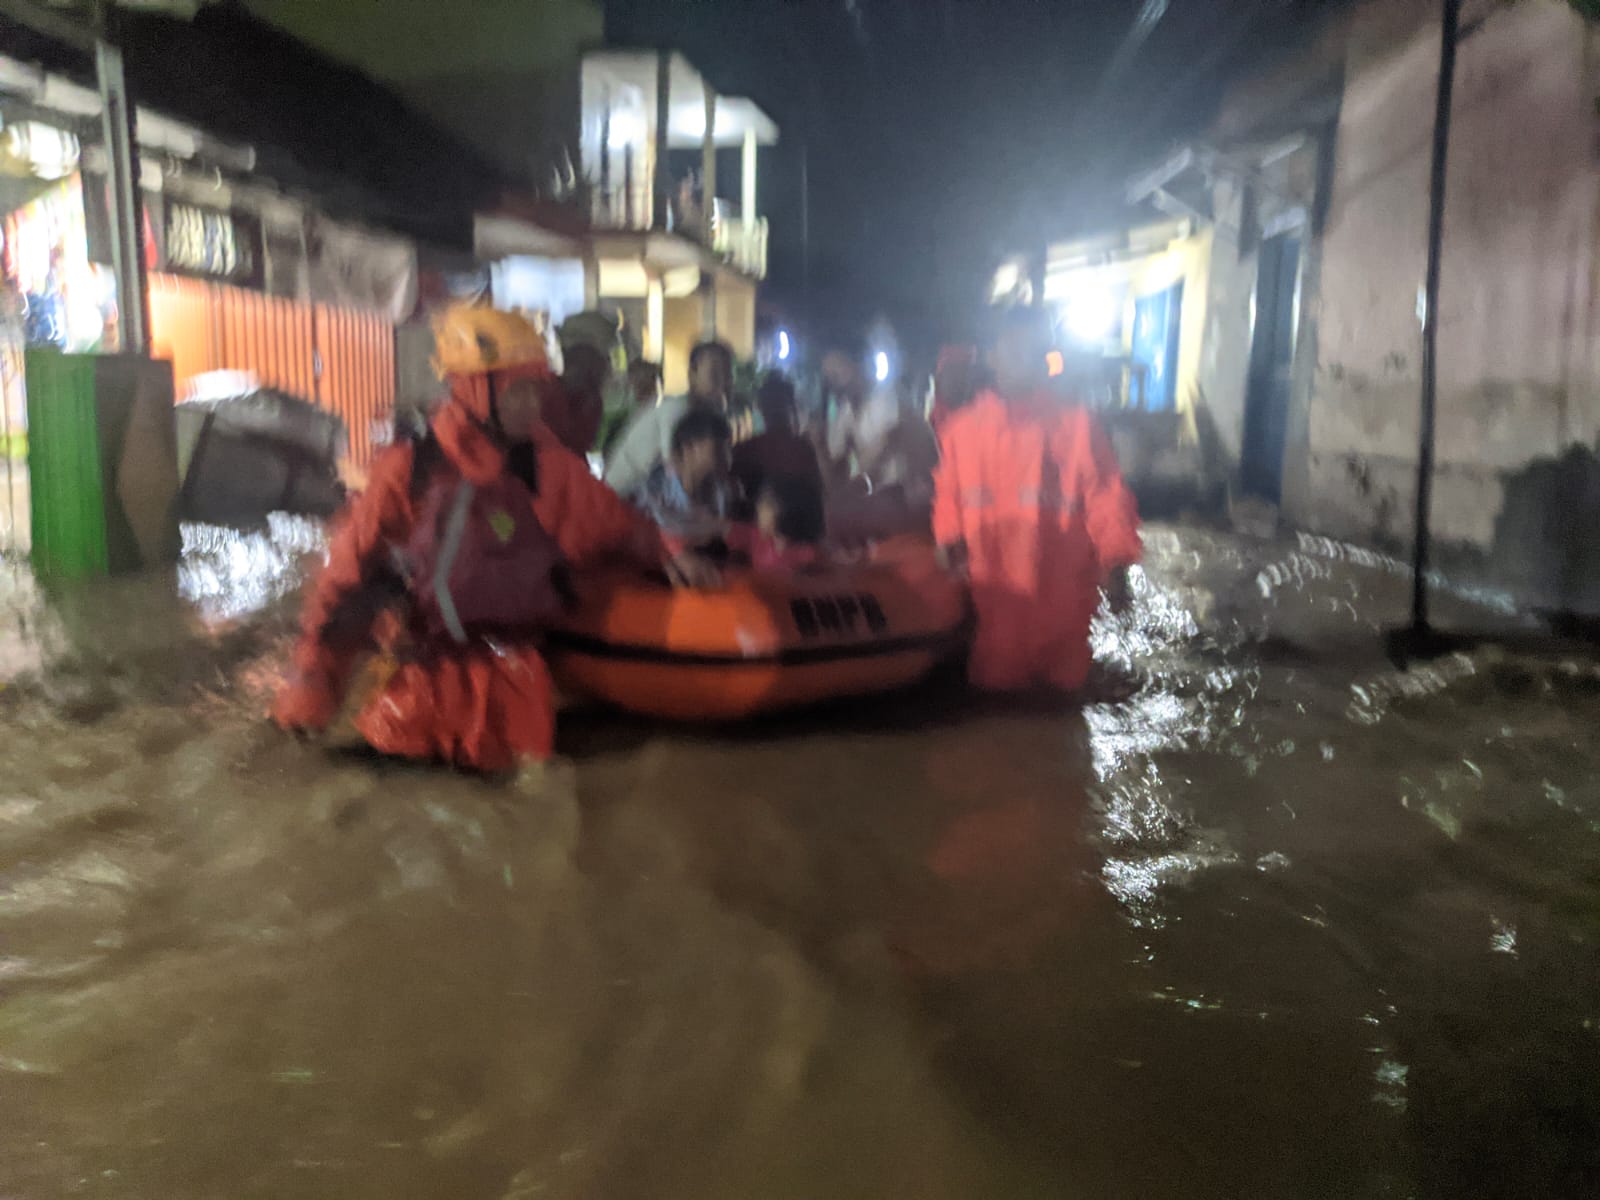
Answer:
1, 520, 1598, 1199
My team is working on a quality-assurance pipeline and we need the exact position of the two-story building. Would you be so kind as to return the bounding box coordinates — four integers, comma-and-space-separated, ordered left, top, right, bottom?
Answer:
578, 49, 776, 393
247, 0, 780, 396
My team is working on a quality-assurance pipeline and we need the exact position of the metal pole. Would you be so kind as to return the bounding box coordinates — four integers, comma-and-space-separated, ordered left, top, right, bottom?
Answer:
652, 49, 671, 231
1411, 0, 1461, 632
800, 139, 811, 310
740, 126, 757, 235
96, 39, 149, 356
623, 145, 635, 229
701, 81, 718, 245
598, 86, 611, 222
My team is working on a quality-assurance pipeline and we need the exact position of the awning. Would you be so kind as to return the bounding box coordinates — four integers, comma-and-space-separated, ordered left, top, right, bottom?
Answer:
474, 212, 584, 262
307, 216, 417, 324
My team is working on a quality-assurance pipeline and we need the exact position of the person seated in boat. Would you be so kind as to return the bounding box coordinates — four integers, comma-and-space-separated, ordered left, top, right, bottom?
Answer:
726, 472, 828, 572
821, 336, 900, 492
732, 372, 825, 506
546, 342, 609, 458
630, 407, 739, 550
273, 304, 713, 785
819, 338, 939, 544
605, 340, 733, 494
599, 359, 662, 459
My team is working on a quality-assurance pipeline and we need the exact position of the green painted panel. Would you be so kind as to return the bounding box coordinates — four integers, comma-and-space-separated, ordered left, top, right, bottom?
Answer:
25, 350, 109, 579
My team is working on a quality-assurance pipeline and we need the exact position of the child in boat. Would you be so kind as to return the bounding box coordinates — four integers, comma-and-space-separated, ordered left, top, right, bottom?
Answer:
727, 472, 827, 571
630, 407, 739, 550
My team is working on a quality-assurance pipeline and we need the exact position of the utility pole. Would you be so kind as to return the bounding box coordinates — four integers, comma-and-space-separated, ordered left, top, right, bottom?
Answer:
96, 38, 149, 355
1410, 0, 1462, 636
800, 139, 811, 312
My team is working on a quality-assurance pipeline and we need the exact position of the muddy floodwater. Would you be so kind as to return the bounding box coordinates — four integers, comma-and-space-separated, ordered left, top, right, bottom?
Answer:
1, 520, 1597, 1199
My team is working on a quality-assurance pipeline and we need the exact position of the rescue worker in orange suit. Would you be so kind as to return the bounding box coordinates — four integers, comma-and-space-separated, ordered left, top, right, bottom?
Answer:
933, 306, 1141, 693
928, 343, 980, 433
547, 341, 609, 458
273, 306, 708, 782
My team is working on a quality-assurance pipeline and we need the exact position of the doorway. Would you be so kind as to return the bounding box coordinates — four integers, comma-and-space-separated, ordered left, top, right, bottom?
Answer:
1241, 233, 1301, 501
1130, 281, 1183, 412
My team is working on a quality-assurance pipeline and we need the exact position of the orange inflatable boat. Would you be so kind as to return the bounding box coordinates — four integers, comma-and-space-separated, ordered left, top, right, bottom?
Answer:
545, 539, 970, 720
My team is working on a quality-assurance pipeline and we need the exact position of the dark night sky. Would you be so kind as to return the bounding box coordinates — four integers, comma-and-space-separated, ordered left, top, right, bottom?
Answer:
605, 0, 1327, 357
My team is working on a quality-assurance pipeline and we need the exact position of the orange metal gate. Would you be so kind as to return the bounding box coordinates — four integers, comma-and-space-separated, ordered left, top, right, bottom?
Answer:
148, 273, 395, 467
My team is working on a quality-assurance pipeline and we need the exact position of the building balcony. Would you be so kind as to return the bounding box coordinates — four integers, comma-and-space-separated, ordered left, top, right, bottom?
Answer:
710, 200, 767, 280
580, 48, 777, 281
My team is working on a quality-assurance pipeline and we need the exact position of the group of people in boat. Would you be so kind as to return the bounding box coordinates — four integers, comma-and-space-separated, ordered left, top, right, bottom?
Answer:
274, 303, 1141, 784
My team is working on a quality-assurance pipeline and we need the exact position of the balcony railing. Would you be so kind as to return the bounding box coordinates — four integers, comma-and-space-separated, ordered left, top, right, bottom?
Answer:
588, 188, 768, 279
711, 200, 768, 279
589, 183, 654, 232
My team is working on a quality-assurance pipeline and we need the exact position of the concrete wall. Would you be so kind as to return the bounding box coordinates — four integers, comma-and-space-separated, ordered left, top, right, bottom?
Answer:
712, 271, 757, 363
661, 295, 700, 395
1195, 175, 1256, 468
1304, 0, 1600, 609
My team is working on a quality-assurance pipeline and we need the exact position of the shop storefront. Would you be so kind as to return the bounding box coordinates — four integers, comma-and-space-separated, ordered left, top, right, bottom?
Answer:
142, 190, 400, 471
0, 109, 127, 552
0, 121, 403, 555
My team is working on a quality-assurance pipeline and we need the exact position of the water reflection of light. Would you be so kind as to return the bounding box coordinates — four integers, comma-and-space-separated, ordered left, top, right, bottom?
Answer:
178, 516, 326, 623
1347, 653, 1480, 727
1490, 918, 1518, 956
1086, 550, 1247, 925
1089, 565, 1200, 673
1372, 1058, 1409, 1111
1086, 690, 1194, 781
1101, 841, 1240, 926
1145, 988, 1226, 1013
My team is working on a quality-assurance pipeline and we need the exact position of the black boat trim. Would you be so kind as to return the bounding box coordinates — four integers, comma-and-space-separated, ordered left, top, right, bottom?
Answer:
545, 628, 966, 668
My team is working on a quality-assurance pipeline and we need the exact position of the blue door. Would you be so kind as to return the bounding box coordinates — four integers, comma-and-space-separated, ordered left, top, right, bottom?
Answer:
1131, 282, 1183, 411
1242, 234, 1301, 501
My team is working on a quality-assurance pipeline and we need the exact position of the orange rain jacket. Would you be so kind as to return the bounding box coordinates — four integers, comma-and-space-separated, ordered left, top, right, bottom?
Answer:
932, 389, 1141, 692
274, 368, 661, 771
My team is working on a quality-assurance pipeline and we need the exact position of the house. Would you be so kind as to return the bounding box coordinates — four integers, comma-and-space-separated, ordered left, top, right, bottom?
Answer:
578, 49, 777, 393
0, 0, 600, 563
1299, 0, 1600, 615
246, 1, 781, 394
1008, 0, 1600, 613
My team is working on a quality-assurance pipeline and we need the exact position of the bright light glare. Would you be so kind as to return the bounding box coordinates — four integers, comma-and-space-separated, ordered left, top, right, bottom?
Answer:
874, 351, 890, 383
1064, 284, 1119, 344
606, 111, 645, 149
777, 330, 791, 361
990, 261, 1021, 302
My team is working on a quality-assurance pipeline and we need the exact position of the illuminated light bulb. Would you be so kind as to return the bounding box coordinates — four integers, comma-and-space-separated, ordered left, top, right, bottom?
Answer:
606, 112, 645, 149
